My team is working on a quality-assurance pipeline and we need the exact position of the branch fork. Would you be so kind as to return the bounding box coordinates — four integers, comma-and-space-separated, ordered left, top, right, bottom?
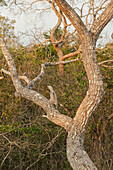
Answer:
0, 36, 73, 132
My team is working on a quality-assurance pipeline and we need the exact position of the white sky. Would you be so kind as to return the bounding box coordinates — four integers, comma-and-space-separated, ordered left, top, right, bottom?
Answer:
0, 1, 113, 46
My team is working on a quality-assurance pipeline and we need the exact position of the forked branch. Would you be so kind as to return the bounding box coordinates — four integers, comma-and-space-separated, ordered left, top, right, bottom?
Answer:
27, 58, 80, 89
0, 68, 30, 83
0, 37, 73, 131
91, 0, 113, 39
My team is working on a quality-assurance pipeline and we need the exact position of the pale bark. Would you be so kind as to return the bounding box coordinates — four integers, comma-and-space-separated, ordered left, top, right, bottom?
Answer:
66, 34, 104, 169
54, 0, 87, 38
91, 0, 113, 40
0, 37, 73, 131
0, 0, 113, 169
53, 0, 112, 169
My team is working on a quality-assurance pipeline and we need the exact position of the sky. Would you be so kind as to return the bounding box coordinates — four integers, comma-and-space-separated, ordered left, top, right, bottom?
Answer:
0, 1, 113, 46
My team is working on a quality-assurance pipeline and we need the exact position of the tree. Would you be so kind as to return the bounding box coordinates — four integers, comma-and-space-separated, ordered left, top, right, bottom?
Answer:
0, 0, 7, 6
0, 15, 17, 46
0, 0, 113, 169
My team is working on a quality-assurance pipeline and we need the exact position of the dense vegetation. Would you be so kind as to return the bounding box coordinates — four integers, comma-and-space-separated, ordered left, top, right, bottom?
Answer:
0, 14, 113, 168
0, 39, 113, 169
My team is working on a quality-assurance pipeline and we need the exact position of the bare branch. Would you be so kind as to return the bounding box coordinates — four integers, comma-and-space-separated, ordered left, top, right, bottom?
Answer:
0, 68, 30, 84
59, 103, 71, 115
0, 37, 22, 91
91, 1, 113, 39
35, 39, 51, 46
0, 144, 12, 168
27, 63, 45, 88
62, 45, 82, 60
99, 65, 113, 68
0, 135, 21, 168
95, 0, 108, 16
54, 0, 88, 38
86, 1, 92, 27
65, 29, 76, 39
0, 37, 73, 131
99, 59, 113, 65
26, 128, 64, 170
27, 58, 81, 89
81, 1, 90, 18
59, 11, 68, 42
99, 59, 113, 68
50, 2, 62, 43
107, 113, 113, 120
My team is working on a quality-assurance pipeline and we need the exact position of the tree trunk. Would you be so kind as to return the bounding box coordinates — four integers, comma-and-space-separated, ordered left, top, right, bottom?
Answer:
66, 33, 104, 169
1, 0, 112, 169
67, 128, 97, 170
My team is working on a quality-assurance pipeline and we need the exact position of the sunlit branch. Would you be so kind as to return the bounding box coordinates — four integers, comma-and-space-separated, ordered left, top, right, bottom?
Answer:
91, 1, 113, 39
50, 1, 62, 43
62, 45, 82, 60
0, 68, 30, 83
99, 59, 113, 68
27, 58, 81, 89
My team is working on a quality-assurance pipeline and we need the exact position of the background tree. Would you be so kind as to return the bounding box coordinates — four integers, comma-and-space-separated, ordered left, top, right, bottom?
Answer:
0, 0, 7, 6
0, 0, 113, 169
0, 15, 17, 45
13, 0, 112, 76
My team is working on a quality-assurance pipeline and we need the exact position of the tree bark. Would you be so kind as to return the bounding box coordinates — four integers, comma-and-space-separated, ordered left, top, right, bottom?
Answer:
53, 0, 112, 169
1, 0, 113, 169
66, 33, 104, 169
53, 44, 64, 76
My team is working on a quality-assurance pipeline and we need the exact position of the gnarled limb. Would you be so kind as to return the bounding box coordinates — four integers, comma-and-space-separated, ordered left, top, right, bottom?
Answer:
54, 0, 87, 38
27, 58, 80, 89
0, 68, 30, 84
47, 85, 58, 109
91, 0, 113, 40
65, 33, 104, 169
0, 37, 73, 131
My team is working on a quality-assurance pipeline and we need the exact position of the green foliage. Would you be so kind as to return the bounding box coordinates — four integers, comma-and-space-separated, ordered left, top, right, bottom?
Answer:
0, 15, 17, 45
0, 41, 113, 169
0, 0, 7, 6
43, 27, 63, 41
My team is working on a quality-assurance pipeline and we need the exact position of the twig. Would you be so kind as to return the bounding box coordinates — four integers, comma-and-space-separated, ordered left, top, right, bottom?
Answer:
0, 144, 12, 168
0, 68, 30, 84
59, 103, 71, 115
99, 60, 113, 68
26, 128, 64, 170
99, 113, 113, 140
0, 135, 22, 167
27, 58, 81, 89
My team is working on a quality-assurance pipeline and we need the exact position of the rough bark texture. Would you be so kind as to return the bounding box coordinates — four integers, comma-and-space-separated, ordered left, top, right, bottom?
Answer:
0, 0, 113, 169
66, 33, 104, 170
54, 0, 112, 169
0, 37, 73, 131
